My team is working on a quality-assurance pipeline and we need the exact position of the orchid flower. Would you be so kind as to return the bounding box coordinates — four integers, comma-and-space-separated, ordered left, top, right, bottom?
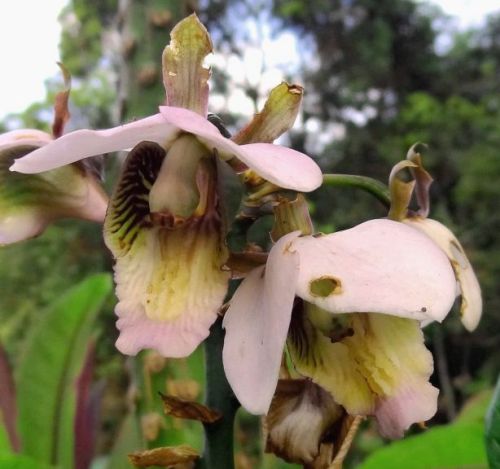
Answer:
389, 144, 482, 331
0, 65, 108, 246
10, 15, 322, 357
223, 217, 457, 438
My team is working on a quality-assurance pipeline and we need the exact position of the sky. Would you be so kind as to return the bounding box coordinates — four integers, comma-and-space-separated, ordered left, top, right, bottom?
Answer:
0, 0, 67, 119
0, 0, 499, 120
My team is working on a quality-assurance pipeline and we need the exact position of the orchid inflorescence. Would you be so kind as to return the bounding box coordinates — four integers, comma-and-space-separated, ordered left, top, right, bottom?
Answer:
1, 14, 482, 468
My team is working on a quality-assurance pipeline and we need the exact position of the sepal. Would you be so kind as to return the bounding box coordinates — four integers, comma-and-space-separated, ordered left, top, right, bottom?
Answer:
0, 137, 107, 245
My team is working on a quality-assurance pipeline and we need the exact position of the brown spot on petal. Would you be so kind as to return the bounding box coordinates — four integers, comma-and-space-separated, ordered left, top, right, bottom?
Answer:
310, 277, 342, 297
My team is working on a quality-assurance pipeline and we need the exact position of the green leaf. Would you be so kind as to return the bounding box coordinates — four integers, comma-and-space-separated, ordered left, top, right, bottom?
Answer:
0, 342, 19, 452
486, 376, 500, 469
358, 422, 488, 469
0, 425, 12, 454
106, 413, 143, 469
457, 389, 493, 425
16, 274, 112, 468
0, 452, 54, 469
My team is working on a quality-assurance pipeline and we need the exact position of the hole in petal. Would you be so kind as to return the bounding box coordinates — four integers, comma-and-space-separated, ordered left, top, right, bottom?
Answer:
309, 277, 342, 297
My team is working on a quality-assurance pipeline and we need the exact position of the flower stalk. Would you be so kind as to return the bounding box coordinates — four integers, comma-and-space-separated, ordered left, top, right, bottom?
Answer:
201, 317, 240, 469
322, 173, 391, 207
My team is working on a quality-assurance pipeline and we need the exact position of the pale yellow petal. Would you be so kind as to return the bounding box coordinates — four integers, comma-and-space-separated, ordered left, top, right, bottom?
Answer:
104, 141, 229, 357
405, 217, 482, 331
288, 304, 438, 438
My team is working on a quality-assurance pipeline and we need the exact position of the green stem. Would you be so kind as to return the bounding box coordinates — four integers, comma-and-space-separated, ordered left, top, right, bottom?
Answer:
201, 317, 240, 469
322, 174, 391, 207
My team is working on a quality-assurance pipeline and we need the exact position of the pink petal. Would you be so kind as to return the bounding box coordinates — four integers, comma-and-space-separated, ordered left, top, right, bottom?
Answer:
159, 106, 323, 192
115, 303, 221, 358
239, 143, 323, 192
10, 114, 175, 174
293, 219, 456, 322
376, 381, 439, 439
222, 232, 300, 414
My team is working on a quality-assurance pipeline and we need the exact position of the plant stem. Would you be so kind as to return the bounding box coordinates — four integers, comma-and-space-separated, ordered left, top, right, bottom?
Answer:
201, 317, 240, 469
322, 174, 391, 207
433, 327, 457, 420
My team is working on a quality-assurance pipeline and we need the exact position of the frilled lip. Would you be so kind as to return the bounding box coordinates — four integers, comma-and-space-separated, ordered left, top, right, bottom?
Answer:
287, 306, 439, 439
103, 141, 230, 357
222, 218, 457, 415
10, 106, 323, 193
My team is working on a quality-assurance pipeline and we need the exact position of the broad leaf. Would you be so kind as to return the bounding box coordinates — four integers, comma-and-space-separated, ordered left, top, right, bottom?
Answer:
16, 274, 112, 468
0, 426, 12, 454
358, 422, 488, 469
457, 389, 493, 425
0, 343, 19, 451
486, 376, 500, 469
106, 414, 143, 469
0, 452, 54, 469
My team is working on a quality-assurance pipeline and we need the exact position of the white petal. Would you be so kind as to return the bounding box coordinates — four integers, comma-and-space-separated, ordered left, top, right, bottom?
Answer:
404, 217, 482, 331
159, 106, 322, 192
293, 219, 456, 322
10, 114, 176, 174
222, 232, 300, 414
